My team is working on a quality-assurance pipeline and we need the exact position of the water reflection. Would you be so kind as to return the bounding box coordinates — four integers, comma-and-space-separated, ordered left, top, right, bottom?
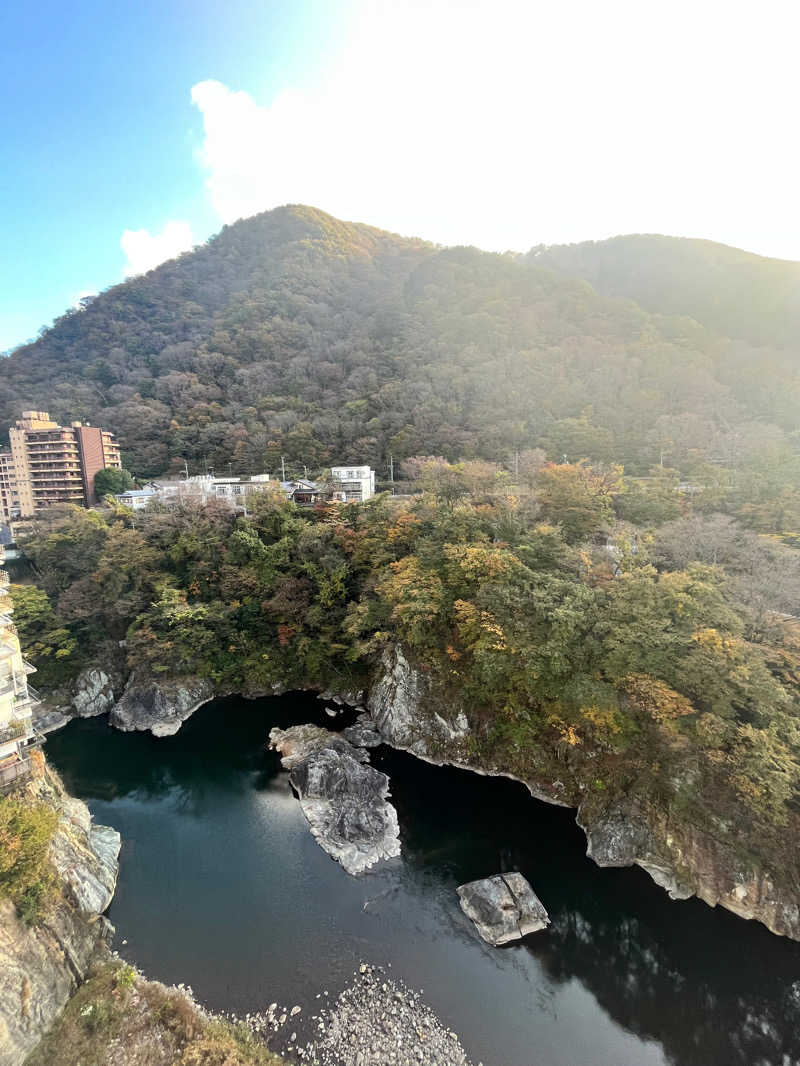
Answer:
47, 698, 800, 1066
381, 745, 800, 1066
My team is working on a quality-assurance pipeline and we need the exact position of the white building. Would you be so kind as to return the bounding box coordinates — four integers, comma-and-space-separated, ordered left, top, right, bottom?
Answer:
116, 474, 274, 511
0, 549, 41, 792
329, 466, 376, 502
115, 488, 157, 511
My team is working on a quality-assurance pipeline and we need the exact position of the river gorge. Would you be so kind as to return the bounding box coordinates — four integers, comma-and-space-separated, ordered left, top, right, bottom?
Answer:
45, 692, 800, 1066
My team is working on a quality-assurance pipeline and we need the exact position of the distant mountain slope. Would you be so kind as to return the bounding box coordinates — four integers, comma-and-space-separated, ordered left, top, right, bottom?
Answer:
530, 234, 800, 349
2, 207, 799, 479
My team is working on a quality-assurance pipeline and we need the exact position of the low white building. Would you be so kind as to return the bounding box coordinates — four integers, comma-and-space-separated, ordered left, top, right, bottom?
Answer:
329, 466, 376, 502
116, 474, 274, 512
115, 488, 157, 511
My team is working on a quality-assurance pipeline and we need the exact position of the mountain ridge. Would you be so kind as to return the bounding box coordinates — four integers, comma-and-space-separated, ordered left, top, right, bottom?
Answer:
2, 206, 798, 492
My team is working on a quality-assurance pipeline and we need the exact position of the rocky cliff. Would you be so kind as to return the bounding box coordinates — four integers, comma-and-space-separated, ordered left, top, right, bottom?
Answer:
49, 644, 800, 942
0, 772, 120, 1066
366, 647, 800, 942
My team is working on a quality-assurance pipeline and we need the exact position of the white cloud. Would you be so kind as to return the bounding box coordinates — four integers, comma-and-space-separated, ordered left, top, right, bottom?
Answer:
189, 0, 800, 259
121, 221, 194, 277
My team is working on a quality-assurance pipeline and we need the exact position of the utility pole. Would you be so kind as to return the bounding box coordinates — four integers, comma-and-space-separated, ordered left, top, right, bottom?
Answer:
281, 455, 286, 481
389, 454, 394, 483
183, 458, 189, 480
303, 464, 308, 478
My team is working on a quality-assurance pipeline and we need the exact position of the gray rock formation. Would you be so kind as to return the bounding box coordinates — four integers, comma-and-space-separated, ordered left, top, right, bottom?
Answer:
457, 873, 550, 945
49, 794, 120, 915
70, 667, 115, 718
579, 802, 800, 941
366, 645, 800, 942
109, 675, 214, 737
269, 724, 400, 875
342, 712, 383, 749
0, 772, 120, 1066
31, 709, 69, 735
368, 647, 469, 757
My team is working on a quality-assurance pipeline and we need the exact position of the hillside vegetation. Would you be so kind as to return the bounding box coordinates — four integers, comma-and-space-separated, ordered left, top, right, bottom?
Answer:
531, 233, 800, 349
14, 469, 800, 901
3, 207, 800, 538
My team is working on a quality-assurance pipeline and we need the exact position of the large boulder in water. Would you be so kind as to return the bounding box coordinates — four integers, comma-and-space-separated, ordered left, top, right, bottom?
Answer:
457, 873, 549, 945
110, 674, 214, 736
270, 724, 401, 876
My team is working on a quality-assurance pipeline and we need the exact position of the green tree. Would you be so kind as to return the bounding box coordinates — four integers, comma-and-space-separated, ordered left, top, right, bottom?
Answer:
94, 467, 135, 497
536, 463, 620, 544
8, 584, 77, 685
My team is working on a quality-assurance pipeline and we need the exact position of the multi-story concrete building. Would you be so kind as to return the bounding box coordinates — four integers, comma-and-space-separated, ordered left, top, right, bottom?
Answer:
1, 411, 122, 518
329, 465, 376, 502
0, 451, 20, 521
0, 549, 42, 792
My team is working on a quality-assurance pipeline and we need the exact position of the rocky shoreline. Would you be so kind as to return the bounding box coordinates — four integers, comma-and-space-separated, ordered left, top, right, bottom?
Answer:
37, 643, 800, 942
245, 964, 476, 1066
0, 770, 120, 1066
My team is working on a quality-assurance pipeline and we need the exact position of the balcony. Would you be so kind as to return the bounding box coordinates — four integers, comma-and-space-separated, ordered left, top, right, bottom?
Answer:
13, 687, 41, 712
0, 755, 32, 793
0, 719, 28, 745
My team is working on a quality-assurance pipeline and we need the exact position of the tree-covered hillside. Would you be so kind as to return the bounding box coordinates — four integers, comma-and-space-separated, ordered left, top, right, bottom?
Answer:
13, 469, 800, 904
531, 234, 800, 349
2, 208, 799, 533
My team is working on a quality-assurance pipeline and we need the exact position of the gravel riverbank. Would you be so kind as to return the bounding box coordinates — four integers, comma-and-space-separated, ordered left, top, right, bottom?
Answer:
248, 964, 478, 1066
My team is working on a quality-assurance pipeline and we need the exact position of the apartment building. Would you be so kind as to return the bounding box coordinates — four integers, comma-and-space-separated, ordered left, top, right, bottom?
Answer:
0, 451, 20, 520
0, 549, 42, 792
1, 411, 122, 518
330, 465, 376, 502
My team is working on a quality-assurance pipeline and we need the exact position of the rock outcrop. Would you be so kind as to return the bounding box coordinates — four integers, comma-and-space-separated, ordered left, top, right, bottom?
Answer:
0, 772, 120, 1066
457, 873, 550, 945
70, 668, 115, 719
269, 724, 401, 875
578, 802, 800, 941
109, 675, 214, 737
342, 712, 383, 749
366, 645, 800, 942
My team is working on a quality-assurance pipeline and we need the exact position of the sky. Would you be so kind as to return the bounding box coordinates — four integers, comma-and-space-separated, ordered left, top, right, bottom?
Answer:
2, 0, 799, 353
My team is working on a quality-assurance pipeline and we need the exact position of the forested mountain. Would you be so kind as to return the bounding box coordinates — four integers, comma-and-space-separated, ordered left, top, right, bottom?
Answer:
3, 207, 799, 523
531, 234, 800, 349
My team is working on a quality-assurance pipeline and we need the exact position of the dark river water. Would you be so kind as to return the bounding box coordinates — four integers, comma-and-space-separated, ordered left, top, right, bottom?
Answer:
47, 694, 800, 1066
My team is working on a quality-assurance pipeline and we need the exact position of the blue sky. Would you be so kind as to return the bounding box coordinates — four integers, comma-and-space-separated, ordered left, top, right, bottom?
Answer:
1, 0, 350, 350
3, 1, 799, 353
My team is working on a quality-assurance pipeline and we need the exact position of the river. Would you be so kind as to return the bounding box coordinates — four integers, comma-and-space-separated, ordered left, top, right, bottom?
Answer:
46, 693, 800, 1066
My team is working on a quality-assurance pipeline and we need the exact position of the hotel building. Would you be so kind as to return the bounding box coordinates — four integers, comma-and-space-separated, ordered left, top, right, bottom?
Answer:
0, 411, 122, 519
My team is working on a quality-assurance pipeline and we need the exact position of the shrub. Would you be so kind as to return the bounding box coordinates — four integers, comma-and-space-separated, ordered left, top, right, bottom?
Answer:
0, 796, 59, 924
